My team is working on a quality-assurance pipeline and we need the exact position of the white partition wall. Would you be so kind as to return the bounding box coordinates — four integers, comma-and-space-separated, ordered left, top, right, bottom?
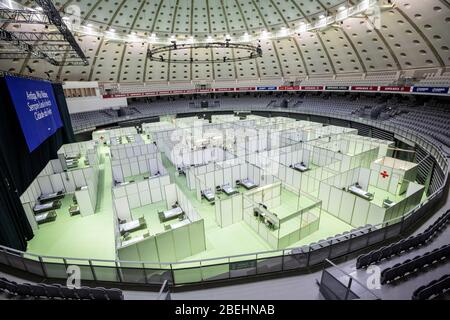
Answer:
318, 163, 425, 227
162, 183, 201, 222
93, 127, 138, 144
215, 194, 243, 228
110, 143, 158, 160
57, 141, 96, 158
111, 154, 166, 183
241, 182, 322, 249
20, 164, 100, 227
112, 175, 171, 221
116, 181, 206, 263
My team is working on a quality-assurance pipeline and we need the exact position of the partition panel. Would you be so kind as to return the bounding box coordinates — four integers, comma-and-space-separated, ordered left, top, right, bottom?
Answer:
351, 197, 370, 226
156, 232, 176, 262
173, 226, 192, 260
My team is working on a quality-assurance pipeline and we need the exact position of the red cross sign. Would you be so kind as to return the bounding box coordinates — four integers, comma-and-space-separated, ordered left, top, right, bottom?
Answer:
380, 170, 389, 179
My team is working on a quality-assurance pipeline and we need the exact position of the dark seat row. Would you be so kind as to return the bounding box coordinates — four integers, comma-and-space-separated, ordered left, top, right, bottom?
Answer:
291, 224, 374, 255
412, 274, 450, 300
356, 209, 450, 269
0, 277, 123, 300
380, 243, 450, 284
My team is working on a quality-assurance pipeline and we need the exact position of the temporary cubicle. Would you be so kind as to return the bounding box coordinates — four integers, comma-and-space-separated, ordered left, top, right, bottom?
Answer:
317, 162, 425, 227
280, 125, 357, 146
187, 158, 281, 228
57, 141, 101, 167
153, 126, 236, 169
113, 178, 206, 264
92, 127, 138, 144
20, 162, 100, 229
110, 142, 166, 183
142, 121, 175, 140
242, 181, 322, 249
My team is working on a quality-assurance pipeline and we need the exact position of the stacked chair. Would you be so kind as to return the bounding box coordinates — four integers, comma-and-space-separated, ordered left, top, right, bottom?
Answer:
356, 209, 450, 269
0, 278, 124, 300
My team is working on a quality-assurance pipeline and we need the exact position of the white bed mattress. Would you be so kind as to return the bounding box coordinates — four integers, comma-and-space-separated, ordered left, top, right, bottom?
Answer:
349, 185, 373, 200
241, 179, 257, 189
293, 163, 308, 172
163, 206, 184, 219
119, 220, 141, 233
202, 189, 215, 201
34, 202, 54, 211
222, 184, 237, 195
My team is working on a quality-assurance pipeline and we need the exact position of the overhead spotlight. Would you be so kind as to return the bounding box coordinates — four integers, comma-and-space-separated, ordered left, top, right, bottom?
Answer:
256, 44, 262, 57
223, 56, 227, 63
159, 55, 164, 62
171, 40, 177, 50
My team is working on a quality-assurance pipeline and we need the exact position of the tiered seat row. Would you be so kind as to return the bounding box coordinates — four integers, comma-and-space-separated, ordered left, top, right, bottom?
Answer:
412, 274, 450, 300
380, 244, 450, 284
0, 277, 124, 300
356, 210, 450, 269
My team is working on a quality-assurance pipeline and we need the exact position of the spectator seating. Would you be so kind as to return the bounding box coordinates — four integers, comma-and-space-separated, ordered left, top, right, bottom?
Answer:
380, 243, 450, 284
416, 72, 450, 86
0, 277, 124, 300
68, 93, 450, 150
356, 210, 450, 269
411, 274, 450, 300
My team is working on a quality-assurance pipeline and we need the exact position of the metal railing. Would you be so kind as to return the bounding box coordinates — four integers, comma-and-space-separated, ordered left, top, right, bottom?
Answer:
0, 182, 445, 287
318, 259, 380, 300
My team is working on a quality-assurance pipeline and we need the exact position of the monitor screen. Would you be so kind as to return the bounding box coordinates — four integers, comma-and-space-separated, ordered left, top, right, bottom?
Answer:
5, 75, 63, 152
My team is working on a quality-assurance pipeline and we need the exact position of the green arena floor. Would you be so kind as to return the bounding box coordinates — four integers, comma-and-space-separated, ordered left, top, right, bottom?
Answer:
26, 142, 358, 263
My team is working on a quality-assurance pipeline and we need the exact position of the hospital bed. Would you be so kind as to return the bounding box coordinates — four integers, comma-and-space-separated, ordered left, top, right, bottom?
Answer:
33, 200, 62, 214
348, 184, 374, 201
382, 199, 396, 208
65, 153, 81, 160
69, 205, 80, 216
220, 183, 238, 196
201, 189, 215, 203
66, 162, 78, 169
119, 217, 147, 235
290, 162, 309, 172
237, 178, 258, 190
144, 171, 161, 180
114, 181, 133, 187
159, 206, 184, 222
166, 218, 191, 231
35, 211, 57, 225
38, 191, 65, 203
120, 232, 150, 248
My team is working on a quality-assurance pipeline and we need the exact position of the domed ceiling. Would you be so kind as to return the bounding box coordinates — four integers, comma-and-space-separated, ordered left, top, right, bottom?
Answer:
1, 0, 449, 83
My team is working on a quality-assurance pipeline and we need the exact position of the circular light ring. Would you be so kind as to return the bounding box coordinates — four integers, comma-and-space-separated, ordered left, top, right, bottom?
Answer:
147, 42, 262, 63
